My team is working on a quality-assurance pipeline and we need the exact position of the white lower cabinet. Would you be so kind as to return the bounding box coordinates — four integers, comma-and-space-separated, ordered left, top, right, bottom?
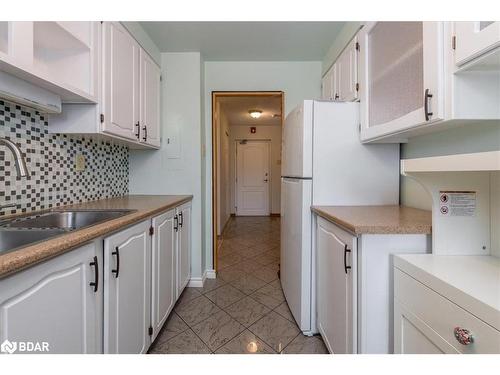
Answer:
0, 242, 103, 354
0, 200, 192, 354
394, 259, 500, 354
151, 209, 177, 340
104, 220, 152, 354
176, 202, 191, 298
315, 216, 431, 354
316, 217, 357, 354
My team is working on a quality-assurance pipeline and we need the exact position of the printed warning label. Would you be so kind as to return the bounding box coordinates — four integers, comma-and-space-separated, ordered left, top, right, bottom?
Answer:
439, 191, 476, 217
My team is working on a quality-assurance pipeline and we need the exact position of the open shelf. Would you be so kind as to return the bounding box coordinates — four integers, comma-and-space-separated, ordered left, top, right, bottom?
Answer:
401, 150, 500, 174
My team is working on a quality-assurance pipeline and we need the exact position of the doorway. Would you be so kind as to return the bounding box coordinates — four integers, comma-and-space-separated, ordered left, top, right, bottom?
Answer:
212, 91, 284, 271
235, 140, 271, 216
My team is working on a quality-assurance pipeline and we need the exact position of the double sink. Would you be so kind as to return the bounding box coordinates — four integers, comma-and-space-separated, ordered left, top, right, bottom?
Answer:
0, 209, 135, 255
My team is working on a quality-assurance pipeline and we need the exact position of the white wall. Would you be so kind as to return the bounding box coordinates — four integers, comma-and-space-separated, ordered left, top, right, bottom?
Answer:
129, 52, 203, 279
217, 107, 231, 234
203, 61, 322, 271
229, 125, 282, 215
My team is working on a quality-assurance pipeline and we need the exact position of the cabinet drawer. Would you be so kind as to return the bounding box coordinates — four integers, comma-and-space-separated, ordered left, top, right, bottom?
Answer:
394, 268, 500, 354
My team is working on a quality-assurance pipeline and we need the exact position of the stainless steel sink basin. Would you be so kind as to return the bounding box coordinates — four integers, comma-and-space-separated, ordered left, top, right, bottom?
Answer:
0, 229, 66, 255
0, 209, 135, 231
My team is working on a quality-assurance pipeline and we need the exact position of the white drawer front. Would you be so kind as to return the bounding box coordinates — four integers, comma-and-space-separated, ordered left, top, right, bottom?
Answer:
394, 268, 500, 354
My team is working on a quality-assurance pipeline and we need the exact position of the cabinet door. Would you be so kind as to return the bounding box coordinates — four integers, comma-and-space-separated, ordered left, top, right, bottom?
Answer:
359, 22, 444, 141
104, 220, 151, 354
151, 209, 176, 340
337, 37, 358, 102
321, 67, 333, 100
316, 217, 356, 354
454, 22, 500, 66
176, 202, 191, 298
0, 243, 103, 354
140, 50, 161, 148
102, 21, 140, 141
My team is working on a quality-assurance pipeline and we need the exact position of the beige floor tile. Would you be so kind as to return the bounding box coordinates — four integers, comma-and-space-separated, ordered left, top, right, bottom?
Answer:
229, 273, 267, 295
205, 284, 246, 308
175, 295, 221, 326
174, 287, 202, 310
253, 252, 280, 266
149, 329, 211, 354
225, 296, 271, 327
217, 264, 247, 282
281, 334, 329, 354
194, 278, 226, 294
274, 302, 295, 323
251, 266, 279, 283
249, 311, 300, 352
215, 330, 276, 354
191, 310, 245, 351
152, 312, 189, 347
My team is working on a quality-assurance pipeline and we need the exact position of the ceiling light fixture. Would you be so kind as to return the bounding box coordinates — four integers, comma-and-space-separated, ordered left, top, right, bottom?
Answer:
248, 109, 262, 119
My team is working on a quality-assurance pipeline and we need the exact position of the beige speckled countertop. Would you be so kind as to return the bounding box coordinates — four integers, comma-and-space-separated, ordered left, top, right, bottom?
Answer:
311, 205, 432, 235
0, 195, 192, 278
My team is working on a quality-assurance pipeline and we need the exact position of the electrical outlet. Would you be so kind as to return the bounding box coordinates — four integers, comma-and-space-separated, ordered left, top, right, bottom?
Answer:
75, 154, 86, 171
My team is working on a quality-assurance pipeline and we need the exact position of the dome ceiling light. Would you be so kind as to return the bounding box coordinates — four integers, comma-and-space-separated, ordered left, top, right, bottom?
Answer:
248, 109, 262, 119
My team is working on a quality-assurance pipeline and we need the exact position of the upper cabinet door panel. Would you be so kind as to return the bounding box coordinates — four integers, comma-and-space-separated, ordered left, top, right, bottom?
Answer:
454, 22, 500, 66
140, 50, 161, 148
102, 22, 140, 141
338, 37, 358, 102
359, 22, 444, 141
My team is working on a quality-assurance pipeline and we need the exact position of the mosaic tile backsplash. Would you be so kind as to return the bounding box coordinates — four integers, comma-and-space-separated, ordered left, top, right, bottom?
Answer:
0, 100, 129, 216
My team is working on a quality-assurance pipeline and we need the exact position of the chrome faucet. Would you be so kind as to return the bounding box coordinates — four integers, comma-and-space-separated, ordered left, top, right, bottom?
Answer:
1, 137, 29, 212
0, 137, 28, 177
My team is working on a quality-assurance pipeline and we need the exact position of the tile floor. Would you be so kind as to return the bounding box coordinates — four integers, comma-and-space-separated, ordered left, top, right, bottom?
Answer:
148, 216, 328, 354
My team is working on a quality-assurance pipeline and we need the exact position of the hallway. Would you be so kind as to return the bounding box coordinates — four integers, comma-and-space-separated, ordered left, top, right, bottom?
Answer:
149, 216, 327, 354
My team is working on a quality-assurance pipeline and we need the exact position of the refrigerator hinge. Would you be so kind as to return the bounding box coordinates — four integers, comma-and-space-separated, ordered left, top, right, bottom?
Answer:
452, 35, 456, 50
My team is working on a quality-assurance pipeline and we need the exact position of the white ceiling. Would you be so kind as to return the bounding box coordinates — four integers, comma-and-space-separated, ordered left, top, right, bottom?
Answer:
139, 22, 345, 61
219, 96, 282, 126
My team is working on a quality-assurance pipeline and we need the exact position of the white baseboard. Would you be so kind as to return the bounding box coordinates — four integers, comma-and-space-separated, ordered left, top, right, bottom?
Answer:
187, 269, 216, 287
205, 269, 216, 279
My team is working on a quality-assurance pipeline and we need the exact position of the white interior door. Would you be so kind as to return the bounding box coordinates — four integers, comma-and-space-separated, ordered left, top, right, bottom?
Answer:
236, 140, 270, 216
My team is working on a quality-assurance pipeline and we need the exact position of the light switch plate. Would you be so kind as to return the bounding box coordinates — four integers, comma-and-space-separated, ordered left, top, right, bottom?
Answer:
75, 154, 85, 171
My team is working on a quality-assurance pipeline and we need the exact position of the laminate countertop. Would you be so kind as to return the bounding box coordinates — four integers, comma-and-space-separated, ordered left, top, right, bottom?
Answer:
311, 205, 432, 235
0, 195, 192, 278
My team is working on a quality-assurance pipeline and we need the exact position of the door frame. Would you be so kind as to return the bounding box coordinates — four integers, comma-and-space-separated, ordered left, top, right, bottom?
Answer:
235, 139, 272, 217
211, 91, 284, 272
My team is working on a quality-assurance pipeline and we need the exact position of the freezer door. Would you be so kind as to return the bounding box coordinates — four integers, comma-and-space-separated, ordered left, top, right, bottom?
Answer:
280, 177, 313, 333
281, 101, 313, 178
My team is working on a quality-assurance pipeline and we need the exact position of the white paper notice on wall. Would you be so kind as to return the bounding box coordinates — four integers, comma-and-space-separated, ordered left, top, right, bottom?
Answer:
439, 191, 477, 217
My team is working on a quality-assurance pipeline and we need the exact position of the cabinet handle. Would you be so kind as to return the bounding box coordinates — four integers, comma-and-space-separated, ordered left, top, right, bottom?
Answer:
112, 246, 120, 278
89, 256, 99, 293
424, 89, 433, 121
344, 244, 351, 274
179, 211, 183, 228
454, 327, 474, 345
174, 215, 179, 232
135, 122, 140, 139
142, 125, 148, 142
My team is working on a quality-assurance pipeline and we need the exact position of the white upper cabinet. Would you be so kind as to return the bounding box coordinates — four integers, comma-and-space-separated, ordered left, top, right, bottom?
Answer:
337, 36, 359, 102
454, 22, 500, 67
102, 21, 141, 142
140, 49, 161, 148
359, 22, 444, 142
321, 64, 336, 100
0, 21, 99, 103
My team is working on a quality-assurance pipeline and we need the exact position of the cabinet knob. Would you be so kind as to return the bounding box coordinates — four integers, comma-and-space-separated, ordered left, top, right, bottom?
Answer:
454, 327, 474, 345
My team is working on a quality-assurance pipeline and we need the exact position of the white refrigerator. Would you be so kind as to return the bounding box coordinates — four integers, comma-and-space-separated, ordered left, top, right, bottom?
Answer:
280, 100, 399, 335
